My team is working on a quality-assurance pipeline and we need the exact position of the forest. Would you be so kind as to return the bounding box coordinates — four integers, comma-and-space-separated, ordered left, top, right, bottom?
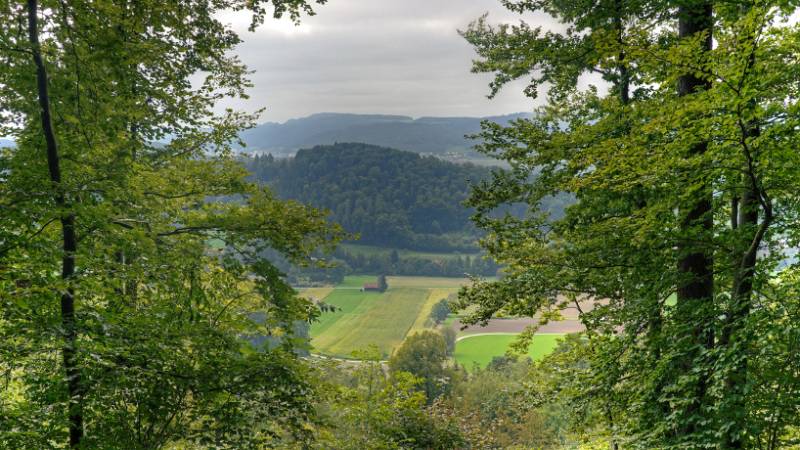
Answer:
3, 0, 800, 449
245, 143, 491, 252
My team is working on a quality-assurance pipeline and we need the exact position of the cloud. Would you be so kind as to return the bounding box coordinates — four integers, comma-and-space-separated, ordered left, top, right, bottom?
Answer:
216, 0, 566, 122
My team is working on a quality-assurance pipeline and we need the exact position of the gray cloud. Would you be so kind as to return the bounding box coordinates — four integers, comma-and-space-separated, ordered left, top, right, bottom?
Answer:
215, 0, 564, 123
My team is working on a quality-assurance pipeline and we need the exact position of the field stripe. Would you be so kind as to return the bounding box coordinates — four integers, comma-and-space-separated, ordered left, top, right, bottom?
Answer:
313, 288, 431, 358
408, 288, 456, 335
298, 287, 334, 301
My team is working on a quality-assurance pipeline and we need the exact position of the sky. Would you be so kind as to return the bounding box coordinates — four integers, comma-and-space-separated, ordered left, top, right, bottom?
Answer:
215, 0, 563, 123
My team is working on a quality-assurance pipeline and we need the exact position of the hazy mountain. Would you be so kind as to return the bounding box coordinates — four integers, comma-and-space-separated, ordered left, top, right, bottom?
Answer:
238, 112, 531, 156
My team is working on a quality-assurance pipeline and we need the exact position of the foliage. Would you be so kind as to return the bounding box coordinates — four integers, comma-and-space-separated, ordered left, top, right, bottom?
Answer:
458, 0, 800, 447
332, 247, 500, 277
308, 347, 464, 450
0, 0, 340, 448
430, 299, 451, 324
388, 331, 453, 402
245, 143, 494, 252
377, 274, 388, 293
440, 327, 457, 356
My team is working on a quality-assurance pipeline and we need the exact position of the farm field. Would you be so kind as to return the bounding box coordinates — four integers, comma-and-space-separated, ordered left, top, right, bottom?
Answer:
298, 286, 334, 302
454, 333, 564, 369
309, 276, 466, 358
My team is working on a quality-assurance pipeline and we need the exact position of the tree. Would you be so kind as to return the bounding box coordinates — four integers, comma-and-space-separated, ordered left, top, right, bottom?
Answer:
377, 274, 388, 292
389, 331, 451, 402
430, 299, 451, 324
458, 1, 800, 447
0, 1, 340, 448
440, 327, 457, 357
313, 346, 464, 450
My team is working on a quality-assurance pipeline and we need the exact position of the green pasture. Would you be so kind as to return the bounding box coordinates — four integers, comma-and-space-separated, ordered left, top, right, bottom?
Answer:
309, 275, 468, 358
454, 333, 564, 369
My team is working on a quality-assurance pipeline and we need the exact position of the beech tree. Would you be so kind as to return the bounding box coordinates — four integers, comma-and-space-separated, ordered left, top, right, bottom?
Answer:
459, 0, 800, 447
0, 1, 344, 448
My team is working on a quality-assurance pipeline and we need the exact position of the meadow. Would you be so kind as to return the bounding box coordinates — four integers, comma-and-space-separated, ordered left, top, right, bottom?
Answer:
307, 275, 566, 364
454, 333, 564, 369
308, 276, 463, 358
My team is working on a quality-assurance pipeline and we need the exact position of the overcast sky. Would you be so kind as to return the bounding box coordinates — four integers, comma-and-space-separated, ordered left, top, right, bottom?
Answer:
216, 0, 562, 123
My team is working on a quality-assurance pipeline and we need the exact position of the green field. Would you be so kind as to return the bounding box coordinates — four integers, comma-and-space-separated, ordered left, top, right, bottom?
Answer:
309, 276, 465, 358
454, 333, 563, 369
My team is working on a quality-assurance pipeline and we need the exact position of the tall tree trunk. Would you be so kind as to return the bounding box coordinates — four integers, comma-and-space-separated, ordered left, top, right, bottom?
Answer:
26, 1, 84, 446
720, 184, 757, 449
613, 0, 630, 106
720, 122, 767, 448
675, 0, 714, 438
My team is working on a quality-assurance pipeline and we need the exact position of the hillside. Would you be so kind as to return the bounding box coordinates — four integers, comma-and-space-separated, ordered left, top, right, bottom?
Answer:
246, 143, 490, 252
238, 112, 530, 158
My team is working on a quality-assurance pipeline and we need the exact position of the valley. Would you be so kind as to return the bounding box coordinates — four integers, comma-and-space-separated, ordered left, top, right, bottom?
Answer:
302, 275, 569, 368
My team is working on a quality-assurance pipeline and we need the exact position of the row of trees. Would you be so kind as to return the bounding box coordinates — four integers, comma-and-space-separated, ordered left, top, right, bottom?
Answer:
0, 1, 343, 448
458, 0, 800, 447
260, 247, 500, 287
331, 249, 501, 278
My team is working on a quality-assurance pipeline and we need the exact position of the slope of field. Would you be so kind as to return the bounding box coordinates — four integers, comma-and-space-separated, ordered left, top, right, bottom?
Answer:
298, 287, 334, 302
454, 333, 563, 369
408, 288, 458, 335
309, 289, 381, 338
309, 276, 468, 358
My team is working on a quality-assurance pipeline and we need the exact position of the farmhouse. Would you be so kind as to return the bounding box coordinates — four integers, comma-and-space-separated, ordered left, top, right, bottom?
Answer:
362, 275, 388, 292
362, 283, 381, 292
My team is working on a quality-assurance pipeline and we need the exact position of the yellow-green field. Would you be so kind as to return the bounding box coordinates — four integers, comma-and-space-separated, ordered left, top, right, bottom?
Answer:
454, 333, 564, 370
309, 276, 464, 358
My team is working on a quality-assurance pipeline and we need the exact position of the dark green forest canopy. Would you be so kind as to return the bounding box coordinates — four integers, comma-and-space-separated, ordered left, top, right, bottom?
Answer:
246, 143, 497, 252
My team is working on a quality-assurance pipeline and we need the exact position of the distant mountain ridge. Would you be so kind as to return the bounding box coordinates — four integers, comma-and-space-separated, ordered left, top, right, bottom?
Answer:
238, 112, 531, 156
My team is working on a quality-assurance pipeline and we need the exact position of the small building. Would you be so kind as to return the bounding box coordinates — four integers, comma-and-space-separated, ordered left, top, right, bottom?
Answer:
362, 275, 388, 292
362, 282, 381, 292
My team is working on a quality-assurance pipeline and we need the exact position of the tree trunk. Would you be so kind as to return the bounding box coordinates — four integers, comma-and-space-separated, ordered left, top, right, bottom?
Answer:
675, 0, 714, 438
26, 0, 83, 446
613, 0, 630, 105
720, 123, 763, 448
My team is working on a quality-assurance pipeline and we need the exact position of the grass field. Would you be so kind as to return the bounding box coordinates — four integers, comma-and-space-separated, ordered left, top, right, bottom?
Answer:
339, 243, 480, 261
454, 333, 564, 369
408, 288, 458, 335
309, 276, 468, 358
298, 287, 334, 302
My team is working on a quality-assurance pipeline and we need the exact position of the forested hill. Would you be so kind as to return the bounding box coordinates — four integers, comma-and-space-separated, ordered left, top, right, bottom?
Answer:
238, 112, 530, 157
245, 143, 491, 251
